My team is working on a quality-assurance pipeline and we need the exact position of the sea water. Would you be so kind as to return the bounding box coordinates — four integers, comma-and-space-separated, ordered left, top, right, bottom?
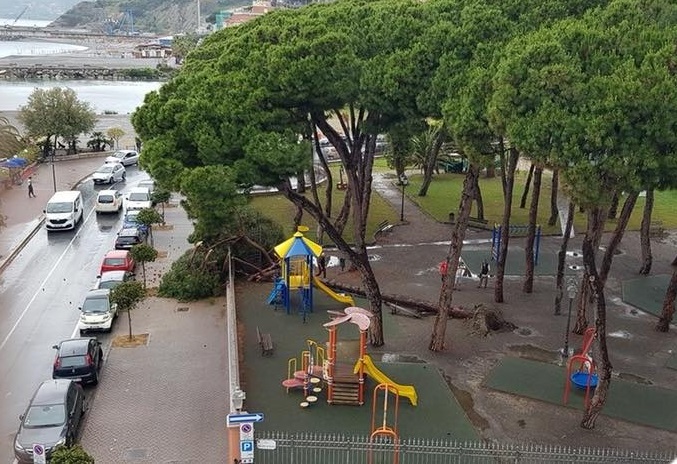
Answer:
0, 80, 164, 114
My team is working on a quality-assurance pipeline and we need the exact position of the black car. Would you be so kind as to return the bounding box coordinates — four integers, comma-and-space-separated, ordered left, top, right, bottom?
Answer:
114, 227, 147, 250
52, 338, 103, 385
14, 379, 85, 463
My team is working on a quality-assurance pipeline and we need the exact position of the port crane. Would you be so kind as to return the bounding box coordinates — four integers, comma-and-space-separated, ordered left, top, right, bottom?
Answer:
12, 5, 30, 26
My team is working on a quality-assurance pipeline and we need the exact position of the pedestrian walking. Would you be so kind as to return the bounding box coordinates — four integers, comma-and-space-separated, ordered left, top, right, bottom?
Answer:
339, 256, 346, 272
317, 253, 327, 278
27, 177, 36, 198
478, 259, 490, 288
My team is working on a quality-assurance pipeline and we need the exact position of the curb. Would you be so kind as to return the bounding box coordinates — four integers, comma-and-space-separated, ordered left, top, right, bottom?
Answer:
0, 170, 94, 275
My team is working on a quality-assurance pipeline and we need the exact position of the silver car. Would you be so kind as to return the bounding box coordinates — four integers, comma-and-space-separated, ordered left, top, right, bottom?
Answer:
14, 379, 85, 463
92, 163, 126, 185
105, 149, 140, 166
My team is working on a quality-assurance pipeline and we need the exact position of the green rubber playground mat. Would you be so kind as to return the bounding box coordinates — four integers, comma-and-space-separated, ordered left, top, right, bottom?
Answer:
237, 281, 478, 441
461, 248, 559, 276
484, 357, 677, 432
622, 275, 670, 317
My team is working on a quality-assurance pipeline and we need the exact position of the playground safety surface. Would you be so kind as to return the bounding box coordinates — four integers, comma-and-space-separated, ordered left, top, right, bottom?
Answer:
622, 274, 671, 318
237, 282, 479, 441
484, 357, 677, 432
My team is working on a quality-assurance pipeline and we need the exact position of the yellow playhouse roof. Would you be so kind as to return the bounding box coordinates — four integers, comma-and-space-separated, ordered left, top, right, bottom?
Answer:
273, 231, 323, 258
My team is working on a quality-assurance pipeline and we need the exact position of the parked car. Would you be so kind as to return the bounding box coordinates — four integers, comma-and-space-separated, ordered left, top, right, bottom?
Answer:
105, 149, 139, 166
95, 189, 123, 214
52, 338, 103, 385
115, 227, 147, 250
137, 178, 155, 194
77, 289, 118, 335
13, 379, 85, 463
125, 187, 152, 210
100, 250, 135, 274
122, 210, 149, 234
94, 270, 134, 290
92, 163, 126, 185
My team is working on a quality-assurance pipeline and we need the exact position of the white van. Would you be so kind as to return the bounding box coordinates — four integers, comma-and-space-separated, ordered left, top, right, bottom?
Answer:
44, 190, 84, 231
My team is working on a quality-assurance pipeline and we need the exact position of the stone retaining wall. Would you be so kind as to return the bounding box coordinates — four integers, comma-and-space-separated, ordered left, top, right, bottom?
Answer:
0, 67, 162, 81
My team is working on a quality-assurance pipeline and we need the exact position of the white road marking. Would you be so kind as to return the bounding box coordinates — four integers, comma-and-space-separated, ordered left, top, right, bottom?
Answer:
0, 204, 98, 353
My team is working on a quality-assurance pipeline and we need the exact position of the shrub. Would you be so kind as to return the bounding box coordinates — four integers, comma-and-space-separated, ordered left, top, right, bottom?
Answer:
158, 250, 220, 301
50, 445, 95, 464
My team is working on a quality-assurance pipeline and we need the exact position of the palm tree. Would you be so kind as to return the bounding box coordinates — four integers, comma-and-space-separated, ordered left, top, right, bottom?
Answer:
0, 116, 26, 155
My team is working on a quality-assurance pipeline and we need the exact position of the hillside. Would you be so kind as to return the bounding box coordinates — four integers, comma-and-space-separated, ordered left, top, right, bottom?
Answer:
50, 0, 251, 35
0, 0, 82, 21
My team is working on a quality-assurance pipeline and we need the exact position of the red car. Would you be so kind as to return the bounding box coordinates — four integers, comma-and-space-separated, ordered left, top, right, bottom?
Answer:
100, 250, 135, 274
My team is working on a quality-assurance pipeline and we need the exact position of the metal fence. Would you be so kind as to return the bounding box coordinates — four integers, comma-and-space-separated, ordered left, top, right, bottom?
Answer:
253, 431, 675, 464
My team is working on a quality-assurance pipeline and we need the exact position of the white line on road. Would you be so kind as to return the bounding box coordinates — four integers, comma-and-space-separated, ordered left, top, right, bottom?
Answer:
0, 205, 98, 353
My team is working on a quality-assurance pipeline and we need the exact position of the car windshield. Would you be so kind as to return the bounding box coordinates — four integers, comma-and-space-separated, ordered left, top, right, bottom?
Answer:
96, 165, 114, 174
60, 355, 87, 368
104, 258, 125, 267
98, 279, 122, 290
98, 195, 114, 203
45, 202, 73, 213
128, 192, 149, 201
82, 296, 110, 314
23, 404, 66, 428
113, 151, 128, 159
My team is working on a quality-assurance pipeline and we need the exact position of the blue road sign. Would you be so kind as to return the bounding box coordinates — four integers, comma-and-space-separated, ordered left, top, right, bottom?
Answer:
227, 412, 264, 427
241, 441, 254, 452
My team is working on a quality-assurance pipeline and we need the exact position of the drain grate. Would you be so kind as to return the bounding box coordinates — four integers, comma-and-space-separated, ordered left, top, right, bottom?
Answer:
177, 306, 189, 312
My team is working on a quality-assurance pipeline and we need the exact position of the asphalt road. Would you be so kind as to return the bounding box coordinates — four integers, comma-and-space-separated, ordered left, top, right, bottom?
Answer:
0, 166, 148, 464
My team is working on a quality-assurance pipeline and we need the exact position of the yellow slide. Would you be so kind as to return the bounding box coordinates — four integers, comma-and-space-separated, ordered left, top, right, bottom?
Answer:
354, 354, 418, 406
313, 277, 355, 305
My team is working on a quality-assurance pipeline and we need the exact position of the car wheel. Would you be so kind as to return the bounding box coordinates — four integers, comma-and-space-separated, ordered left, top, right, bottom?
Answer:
91, 370, 99, 386
122, 172, 126, 180
79, 330, 85, 337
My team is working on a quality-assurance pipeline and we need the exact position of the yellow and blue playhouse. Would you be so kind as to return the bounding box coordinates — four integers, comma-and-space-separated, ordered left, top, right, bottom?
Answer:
267, 228, 354, 319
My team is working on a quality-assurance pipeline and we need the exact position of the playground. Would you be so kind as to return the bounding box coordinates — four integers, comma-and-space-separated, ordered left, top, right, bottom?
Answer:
235, 226, 677, 454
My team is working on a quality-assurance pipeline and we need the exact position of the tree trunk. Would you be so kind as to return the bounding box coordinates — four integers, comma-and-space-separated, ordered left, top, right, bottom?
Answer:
573, 207, 607, 334
519, 163, 534, 209
639, 188, 654, 275
580, 207, 613, 429
127, 308, 133, 340
554, 201, 575, 315
486, 164, 496, 178
548, 169, 559, 227
141, 262, 147, 289
418, 129, 445, 197
523, 165, 542, 293
474, 174, 485, 221
607, 192, 619, 220
429, 164, 479, 352
296, 170, 306, 193
598, 192, 638, 286
656, 262, 677, 332
495, 146, 518, 303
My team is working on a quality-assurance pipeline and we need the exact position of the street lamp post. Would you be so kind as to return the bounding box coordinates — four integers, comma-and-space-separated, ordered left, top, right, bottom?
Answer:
399, 173, 409, 222
561, 277, 578, 358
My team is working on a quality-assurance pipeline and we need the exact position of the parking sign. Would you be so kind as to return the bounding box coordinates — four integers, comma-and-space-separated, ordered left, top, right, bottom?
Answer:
32, 444, 46, 464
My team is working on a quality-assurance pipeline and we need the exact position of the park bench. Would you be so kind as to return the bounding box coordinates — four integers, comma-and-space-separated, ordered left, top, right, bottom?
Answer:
375, 220, 394, 235
256, 326, 274, 357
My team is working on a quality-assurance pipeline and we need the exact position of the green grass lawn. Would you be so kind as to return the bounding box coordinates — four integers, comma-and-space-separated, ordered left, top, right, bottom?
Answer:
249, 164, 398, 244
249, 164, 677, 242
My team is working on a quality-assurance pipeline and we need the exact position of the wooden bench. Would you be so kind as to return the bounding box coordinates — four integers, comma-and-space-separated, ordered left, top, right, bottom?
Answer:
376, 220, 394, 235
256, 326, 274, 357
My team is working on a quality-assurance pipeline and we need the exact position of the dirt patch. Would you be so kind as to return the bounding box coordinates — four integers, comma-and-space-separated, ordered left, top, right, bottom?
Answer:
112, 333, 150, 348
146, 287, 159, 297
156, 250, 169, 259
508, 344, 558, 364
445, 373, 490, 431
155, 224, 174, 231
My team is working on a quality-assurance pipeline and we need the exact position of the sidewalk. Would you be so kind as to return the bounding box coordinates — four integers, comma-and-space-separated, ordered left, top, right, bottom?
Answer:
0, 156, 106, 272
